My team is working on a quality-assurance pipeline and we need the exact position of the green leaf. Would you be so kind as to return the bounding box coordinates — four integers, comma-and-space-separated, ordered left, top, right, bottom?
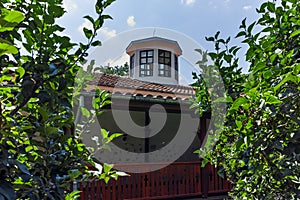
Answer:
104, 176, 110, 184
267, 2, 275, 12
103, 0, 116, 8
274, 73, 298, 91
195, 48, 203, 55
91, 40, 101, 47
218, 39, 225, 44
252, 62, 266, 74
48, 4, 65, 18
38, 106, 48, 122
84, 15, 95, 24
101, 15, 113, 20
93, 18, 102, 29
224, 54, 232, 63
208, 52, 217, 60
239, 18, 246, 29
257, 2, 268, 13
238, 160, 245, 167
261, 27, 273, 33
16, 67, 25, 78
0, 8, 25, 32
293, 64, 300, 75
201, 158, 209, 168
225, 37, 230, 44
108, 133, 122, 142
213, 96, 233, 103
77, 144, 85, 152
290, 29, 300, 38
235, 120, 242, 130
231, 97, 248, 111
83, 27, 93, 39
266, 96, 281, 105
193, 149, 200, 154
235, 31, 246, 38
101, 128, 108, 139
214, 31, 220, 39
25, 146, 33, 152
44, 14, 55, 24
205, 36, 214, 42
65, 191, 81, 200
81, 107, 90, 118
263, 69, 272, 79
103, 163, 114, 173
0, 38, 18, 55
247, 22, 256, 33
6, 140, 15, 148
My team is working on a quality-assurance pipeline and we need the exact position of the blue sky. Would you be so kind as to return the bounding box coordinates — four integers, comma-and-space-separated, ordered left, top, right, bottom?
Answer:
58, 0, 263, 84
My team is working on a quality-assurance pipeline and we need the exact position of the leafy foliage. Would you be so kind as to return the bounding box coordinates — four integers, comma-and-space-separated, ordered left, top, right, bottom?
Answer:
193, 0, 300, 199
94, 62, 129, 76
0, 0, 123, 199
0, 8, 24, 55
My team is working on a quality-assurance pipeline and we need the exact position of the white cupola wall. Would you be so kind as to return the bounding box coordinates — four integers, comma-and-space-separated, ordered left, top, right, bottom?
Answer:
126, 37, 182, 85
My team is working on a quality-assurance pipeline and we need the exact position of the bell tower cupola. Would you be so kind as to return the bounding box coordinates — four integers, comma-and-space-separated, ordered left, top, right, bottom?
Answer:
126, 37, 182, 85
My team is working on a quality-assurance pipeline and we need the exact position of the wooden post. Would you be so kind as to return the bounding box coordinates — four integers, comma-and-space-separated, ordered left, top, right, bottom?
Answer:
145, 110, 150, 162
197, 116, 209, 197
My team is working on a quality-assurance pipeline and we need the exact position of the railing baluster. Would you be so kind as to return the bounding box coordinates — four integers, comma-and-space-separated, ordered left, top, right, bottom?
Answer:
76, 161, 231, 200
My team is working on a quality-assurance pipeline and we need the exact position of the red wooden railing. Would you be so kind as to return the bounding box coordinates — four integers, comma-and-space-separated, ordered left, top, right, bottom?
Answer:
76, 162, 231, 200
207, 164, 231, 194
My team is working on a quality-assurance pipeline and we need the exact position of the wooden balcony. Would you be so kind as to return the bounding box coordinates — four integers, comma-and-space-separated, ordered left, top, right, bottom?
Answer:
76, 162, 231, 200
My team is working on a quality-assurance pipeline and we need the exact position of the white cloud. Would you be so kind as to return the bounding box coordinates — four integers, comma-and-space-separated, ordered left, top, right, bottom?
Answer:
99, 27, 117, 40
208, 1, 217, 9
78, 19, 93, 34
243, 5, 252, 10
181, 0, 196, 6
56, 30, 71, 39
62, 0, 78, 13
127, 16, 136, 27
103, 52, 129, 67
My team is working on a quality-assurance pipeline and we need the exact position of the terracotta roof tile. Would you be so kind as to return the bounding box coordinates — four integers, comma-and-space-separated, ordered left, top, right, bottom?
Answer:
86, 73, 196, 101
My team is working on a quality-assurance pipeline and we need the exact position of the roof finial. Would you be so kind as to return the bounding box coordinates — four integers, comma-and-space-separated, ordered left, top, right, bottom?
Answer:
153, 28, 156, 37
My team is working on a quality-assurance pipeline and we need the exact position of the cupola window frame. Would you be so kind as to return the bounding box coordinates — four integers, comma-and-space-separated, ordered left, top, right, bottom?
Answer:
139, 50, 154, 77
130, 53, 135, 77
174, 54, 178, 81
158, 49, 171, 77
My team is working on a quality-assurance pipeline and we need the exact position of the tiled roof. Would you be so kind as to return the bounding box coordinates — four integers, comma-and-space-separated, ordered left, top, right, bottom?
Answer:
86, 73, 195, 101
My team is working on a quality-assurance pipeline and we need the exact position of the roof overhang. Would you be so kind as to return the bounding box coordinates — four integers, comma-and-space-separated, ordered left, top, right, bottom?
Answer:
126, 37, 182, 56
